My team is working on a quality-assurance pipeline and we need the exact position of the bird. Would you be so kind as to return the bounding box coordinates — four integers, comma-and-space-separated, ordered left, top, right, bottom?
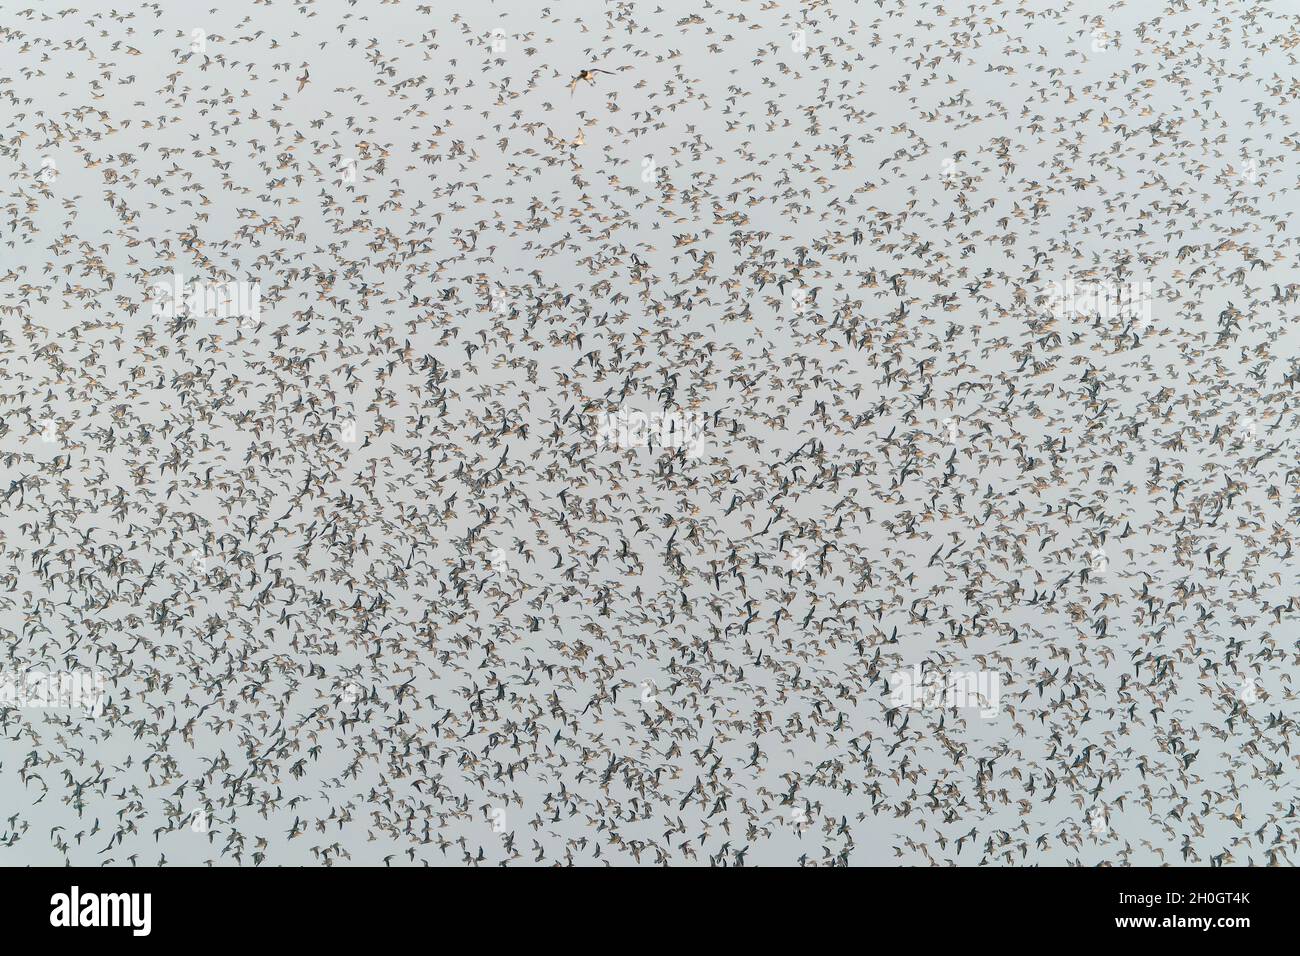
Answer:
0, 0, 1292, 874
568, 67, 614, 95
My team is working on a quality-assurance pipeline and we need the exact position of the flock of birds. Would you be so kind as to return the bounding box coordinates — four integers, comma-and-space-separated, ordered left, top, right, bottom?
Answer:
0, 0, 1299, 866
